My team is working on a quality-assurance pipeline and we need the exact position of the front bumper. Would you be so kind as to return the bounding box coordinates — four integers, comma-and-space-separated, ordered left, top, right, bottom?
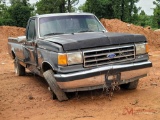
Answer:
54, 61, 152, 92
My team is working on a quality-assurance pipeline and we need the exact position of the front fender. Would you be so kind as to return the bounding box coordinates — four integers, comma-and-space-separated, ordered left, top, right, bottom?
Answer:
37, 48, 59, 72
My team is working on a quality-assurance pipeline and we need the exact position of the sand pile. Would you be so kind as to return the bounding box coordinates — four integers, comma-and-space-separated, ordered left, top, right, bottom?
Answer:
101, 18, 160, 51
0, 26, 25, 60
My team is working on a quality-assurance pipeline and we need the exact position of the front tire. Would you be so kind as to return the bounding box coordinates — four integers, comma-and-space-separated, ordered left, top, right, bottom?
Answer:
43, 70, 68, 101
120, 79, 139, 90
14, 57, 25, 76
48, 87, 57, 100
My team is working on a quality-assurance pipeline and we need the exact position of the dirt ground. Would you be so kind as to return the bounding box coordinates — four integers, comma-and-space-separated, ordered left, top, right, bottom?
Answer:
0, 21, 160, 120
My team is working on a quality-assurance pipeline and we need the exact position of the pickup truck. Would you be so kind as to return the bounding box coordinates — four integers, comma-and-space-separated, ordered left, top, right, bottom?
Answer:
8, 13, 152, 101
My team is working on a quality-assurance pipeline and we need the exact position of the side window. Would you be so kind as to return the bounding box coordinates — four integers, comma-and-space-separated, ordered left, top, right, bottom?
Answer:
27, 19, 36, 41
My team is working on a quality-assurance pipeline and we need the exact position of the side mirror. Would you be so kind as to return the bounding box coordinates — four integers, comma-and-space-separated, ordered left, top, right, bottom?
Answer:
17, 36, 26, 43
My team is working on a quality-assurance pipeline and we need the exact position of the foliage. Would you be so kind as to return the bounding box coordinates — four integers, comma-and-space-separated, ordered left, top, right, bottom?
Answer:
80, 0, 140, 23
135, 10, 154, 28
111, 0, 140, 23
36, 0, 79, 14
67, 0, 79, 12
79, 0, 114, 19
0, 18, 14, 26
36, 0, 61, 14
79, 0, 157, 29
0, 0, 32, 27
0, 0, 79, 27
0, 1, 7, 18
8, 3, 31, 27
10, 0, 29, 5
153, 0, 160, 28
0, 1, 12, 25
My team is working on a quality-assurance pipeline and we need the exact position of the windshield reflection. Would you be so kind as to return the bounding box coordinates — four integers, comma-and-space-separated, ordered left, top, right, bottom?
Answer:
39, 15, 105, 37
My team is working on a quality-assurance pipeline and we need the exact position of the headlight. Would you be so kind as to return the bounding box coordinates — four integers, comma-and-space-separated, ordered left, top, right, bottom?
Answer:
135, 43, 149, 55
67, 52, 83, 65
58, 52, 83, 66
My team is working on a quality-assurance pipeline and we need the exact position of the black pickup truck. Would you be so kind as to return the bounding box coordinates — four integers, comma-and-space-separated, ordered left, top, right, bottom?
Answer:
8, 13, 152, 101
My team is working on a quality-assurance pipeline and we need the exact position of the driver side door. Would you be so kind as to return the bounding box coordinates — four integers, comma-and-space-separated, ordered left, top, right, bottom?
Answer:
23, 19, 37, 66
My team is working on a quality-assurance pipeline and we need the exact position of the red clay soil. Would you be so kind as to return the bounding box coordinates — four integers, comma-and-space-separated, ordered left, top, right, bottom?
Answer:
0, 26, 25, 61
0, 22, 160, 120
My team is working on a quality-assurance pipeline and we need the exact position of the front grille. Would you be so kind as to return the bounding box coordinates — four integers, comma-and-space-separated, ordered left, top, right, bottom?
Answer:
83, 45, 135, 67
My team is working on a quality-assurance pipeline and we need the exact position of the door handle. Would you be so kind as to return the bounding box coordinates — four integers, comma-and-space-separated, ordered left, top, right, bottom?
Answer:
23, 42, 26, 45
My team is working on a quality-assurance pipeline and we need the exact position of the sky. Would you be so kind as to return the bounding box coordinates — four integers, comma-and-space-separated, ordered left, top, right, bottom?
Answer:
136, 0, 155, 15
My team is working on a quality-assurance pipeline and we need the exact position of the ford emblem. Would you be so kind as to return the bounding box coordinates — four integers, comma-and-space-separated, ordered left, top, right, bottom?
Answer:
107, 53, 116, 59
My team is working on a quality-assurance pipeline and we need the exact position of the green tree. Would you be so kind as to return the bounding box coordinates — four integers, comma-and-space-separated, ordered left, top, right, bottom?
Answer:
8, 0, 31, 27
137, 10, 148, 26
153, 0, 160, 28
0, 1, 6, 19
79, 0, 114, 19
67, 0, 79, 12
0, 0, 12, 25
0, 0, 33, 27
80, 0, 140, 23
36, 0, 60, 14
36, 0, 79, 14
10, 0, 28, 5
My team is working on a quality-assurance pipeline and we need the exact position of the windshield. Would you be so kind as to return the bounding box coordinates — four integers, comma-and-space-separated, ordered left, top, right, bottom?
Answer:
39, 15, 106, 37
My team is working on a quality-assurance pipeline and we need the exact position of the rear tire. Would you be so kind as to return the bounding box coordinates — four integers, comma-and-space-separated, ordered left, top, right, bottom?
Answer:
120, 79, 139, 90
43, 70, 68, 101
14, 57, 25, 76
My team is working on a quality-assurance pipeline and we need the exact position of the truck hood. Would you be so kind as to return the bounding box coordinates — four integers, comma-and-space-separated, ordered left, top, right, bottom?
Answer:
44, 32, 147, 51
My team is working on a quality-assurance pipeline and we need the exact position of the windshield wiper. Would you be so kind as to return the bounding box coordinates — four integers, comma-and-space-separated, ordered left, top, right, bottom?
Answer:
78, 30, 94, 33
44, 33, 64, 36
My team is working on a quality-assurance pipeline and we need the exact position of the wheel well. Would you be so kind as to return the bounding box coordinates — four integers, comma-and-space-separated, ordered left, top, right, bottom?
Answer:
11, 51, 15, 59
42, 62, 53, 72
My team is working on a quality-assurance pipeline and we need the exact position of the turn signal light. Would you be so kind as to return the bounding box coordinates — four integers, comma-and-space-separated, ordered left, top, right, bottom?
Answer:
58, 54, 67, 66
146, 43, 149, 53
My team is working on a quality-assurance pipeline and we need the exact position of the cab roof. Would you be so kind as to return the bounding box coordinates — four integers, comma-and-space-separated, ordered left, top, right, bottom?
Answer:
31, 13, 94, 19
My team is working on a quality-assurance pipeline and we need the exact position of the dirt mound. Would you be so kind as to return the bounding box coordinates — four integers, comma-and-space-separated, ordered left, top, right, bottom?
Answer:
101, 18, 160, 51
0, 26, 25, 60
